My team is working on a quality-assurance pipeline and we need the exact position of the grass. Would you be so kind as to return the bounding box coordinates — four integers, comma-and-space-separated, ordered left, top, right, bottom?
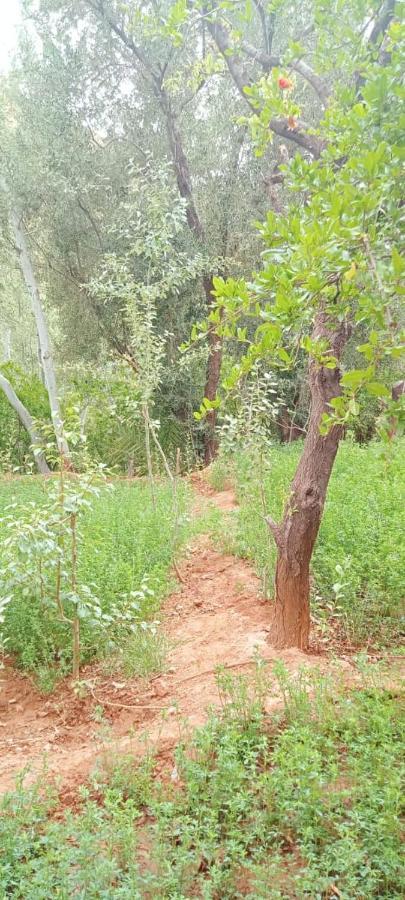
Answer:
0, 663, 403, 898
0, 476, 191, 687
215, 439, 405, 645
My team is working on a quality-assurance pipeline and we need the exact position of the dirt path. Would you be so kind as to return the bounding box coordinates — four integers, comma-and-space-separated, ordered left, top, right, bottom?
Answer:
0, 477, 347, 798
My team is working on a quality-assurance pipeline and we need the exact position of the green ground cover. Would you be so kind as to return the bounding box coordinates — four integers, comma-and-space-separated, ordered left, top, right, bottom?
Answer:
0, 477, 190, 687
0, 663, 403, 899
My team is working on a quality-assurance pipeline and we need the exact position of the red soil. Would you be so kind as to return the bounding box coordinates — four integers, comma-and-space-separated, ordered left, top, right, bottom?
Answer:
0, 477, 351, 798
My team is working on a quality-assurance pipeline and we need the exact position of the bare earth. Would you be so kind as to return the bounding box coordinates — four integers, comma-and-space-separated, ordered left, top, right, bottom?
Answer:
0, 477, 352, 799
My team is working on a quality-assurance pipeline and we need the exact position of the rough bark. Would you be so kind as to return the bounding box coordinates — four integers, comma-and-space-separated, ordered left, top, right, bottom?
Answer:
267, 313, 351, 649
0, 371, 50, 474
7, 202, 71, 465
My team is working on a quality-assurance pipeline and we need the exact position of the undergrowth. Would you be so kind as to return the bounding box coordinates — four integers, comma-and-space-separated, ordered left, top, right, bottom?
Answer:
0, 663, 403, 898
213, 439, 405, 646
0, 477, 191, 688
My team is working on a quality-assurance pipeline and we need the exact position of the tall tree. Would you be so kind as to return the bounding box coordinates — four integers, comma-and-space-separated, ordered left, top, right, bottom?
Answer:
70, 0, 232, 461
21, 0, 268, 462
196, 0, 403, 647
14, 0, 272, 462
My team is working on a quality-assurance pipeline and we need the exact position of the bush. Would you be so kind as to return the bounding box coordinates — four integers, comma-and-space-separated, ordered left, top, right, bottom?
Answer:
0, 476, 190, 684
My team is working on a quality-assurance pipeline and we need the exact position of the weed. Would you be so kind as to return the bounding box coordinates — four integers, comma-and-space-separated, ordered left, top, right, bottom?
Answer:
0, 477, 191, 684
208, 457, 230, 492
1, 665, 402, 898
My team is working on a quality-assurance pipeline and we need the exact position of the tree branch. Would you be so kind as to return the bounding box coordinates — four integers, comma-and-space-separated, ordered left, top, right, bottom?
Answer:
269, 118, 326, 157
265, 515, 284, 551
84, 0, 157, 80
206, 16, 326, 158
239, 40, 331, 106
368, 0, 396, 46
76, 196, 104, 250
252, 0, 275, 55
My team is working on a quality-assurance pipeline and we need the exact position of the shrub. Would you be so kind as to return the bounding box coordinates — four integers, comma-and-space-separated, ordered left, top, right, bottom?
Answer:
0, 476, 190, 684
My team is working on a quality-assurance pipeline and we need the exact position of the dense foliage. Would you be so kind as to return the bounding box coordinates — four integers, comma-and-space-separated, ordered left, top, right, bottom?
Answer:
1, 0, 402, 474
0, 1, 403, 885
0, 476, 189, 688
1, 664, 403, 898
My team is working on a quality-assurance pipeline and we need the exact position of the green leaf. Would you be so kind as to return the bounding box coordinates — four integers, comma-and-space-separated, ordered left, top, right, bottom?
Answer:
341, 368, 374, 389
278, 347, 291, 364
365, 382, 391, 398
392, 247, 404, 277
348, 398, 360, 416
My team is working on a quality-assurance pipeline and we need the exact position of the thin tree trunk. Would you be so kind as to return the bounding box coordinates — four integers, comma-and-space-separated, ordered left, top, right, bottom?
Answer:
142, 402, 156, 510
163, 102, 222, 463
267, 313, 351, 649
81, 2, 223, 463
6, 199, 71, 464
201, 131, 245, 465
279, 408, 303, 443
0, 371, 50, 474
279, 385, 305, 443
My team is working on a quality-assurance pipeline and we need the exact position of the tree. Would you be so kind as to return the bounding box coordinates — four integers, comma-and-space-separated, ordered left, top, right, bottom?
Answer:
4, 191, 71, 464
0, 370, 50, 474
194, 4, 404, 647
88, 162, 209, 484
22, 0, 273, 463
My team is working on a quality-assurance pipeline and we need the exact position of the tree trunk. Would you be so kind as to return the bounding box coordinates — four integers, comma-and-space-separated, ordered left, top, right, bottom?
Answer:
0, 371, 50, 474
162, 99, 222, 464
7, 202, 71, 465
80, 4, 223, 464
267, 313, 351, 649
279, 385, 305, 443
2, 327, 12, 362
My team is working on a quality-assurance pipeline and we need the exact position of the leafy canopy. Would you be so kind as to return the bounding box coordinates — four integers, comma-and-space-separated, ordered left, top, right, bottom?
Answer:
191, 19, 404, 438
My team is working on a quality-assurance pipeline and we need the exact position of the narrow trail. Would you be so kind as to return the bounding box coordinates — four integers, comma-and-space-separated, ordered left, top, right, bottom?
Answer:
0, 475, 350, 799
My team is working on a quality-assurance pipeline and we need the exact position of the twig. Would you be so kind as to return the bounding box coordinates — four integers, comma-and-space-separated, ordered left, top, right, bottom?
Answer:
362, 234, 393, 328
90, 688, 171, 712
175, 658, 270, 686
173, 561, 186, 584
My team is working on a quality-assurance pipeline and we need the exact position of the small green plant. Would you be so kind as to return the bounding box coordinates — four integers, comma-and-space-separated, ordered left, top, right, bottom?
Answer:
0, 665, 403, 897
0, 455, 113, 678
0, 473, 190, 684
208, 456, 230, 492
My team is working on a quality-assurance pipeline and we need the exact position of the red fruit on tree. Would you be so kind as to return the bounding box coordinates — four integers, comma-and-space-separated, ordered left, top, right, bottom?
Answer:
278, 76, 293, 90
